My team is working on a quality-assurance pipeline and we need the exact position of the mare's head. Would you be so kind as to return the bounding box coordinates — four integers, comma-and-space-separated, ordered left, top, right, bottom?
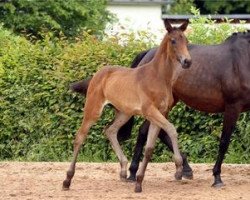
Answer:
164, 19, 191, 69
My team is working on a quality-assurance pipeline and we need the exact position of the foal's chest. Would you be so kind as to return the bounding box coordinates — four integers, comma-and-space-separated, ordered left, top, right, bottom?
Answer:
157, 93, 174, 113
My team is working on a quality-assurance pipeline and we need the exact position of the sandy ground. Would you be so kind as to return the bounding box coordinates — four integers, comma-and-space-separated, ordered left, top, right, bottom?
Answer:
0, 162, 250, 200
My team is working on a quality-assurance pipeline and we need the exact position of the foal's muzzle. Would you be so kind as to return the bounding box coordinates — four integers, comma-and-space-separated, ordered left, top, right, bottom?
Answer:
178, 57, 192, 69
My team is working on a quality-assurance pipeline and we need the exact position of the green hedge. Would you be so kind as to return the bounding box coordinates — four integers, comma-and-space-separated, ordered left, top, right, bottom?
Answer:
0, 15, 249, 163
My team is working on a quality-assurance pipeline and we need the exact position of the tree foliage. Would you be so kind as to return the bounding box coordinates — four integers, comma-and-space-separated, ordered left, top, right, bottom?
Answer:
0, 0, 113, 38
169, 0, 195, 14
197, 0, 250, 14
170, 0, 250, 14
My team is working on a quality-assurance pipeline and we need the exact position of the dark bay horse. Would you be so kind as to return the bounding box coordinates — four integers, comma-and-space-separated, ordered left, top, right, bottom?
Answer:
63, 20, 192, 193
71, 30, 250, 188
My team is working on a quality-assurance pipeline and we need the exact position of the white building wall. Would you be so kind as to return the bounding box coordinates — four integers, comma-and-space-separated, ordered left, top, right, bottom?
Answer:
106, 5, 165, 42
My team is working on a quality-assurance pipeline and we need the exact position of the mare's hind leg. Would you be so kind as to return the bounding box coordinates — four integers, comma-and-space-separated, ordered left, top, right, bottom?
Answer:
127, 120, 150, 182
62, 94, 106, 190
105, 111, 131, 180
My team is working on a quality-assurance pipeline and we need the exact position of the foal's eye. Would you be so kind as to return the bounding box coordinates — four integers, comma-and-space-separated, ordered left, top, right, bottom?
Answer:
171, 38, 176, 45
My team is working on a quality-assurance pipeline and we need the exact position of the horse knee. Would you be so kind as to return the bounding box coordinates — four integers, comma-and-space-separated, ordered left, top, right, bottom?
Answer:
145, 147, 154, 160
105, 126, 117, 139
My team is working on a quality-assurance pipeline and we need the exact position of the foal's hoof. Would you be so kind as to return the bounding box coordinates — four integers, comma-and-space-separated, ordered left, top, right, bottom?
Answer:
120, 171, 127, 181
174, 172, 183, 180
182, 170, 193, 180
126, 175, 136, 182
62, 180, 71, 190
134, 184, 142, 193
212, 181, 225, 188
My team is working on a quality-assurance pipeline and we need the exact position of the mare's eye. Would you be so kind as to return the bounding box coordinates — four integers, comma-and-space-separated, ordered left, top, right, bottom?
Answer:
171, 38, 176, 45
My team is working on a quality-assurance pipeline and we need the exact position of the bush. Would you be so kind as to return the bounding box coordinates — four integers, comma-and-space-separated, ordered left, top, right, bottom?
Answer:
0, 13, 249, 163
0, 26, 153, 161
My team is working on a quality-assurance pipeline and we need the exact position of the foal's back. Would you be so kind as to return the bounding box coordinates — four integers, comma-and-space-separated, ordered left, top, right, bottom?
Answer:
87, 64, 168, 116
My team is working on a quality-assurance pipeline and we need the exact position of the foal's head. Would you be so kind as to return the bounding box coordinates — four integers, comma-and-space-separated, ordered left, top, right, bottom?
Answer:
164, 19, 191, 69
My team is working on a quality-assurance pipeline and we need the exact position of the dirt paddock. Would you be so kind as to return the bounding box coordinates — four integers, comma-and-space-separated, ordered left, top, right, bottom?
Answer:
1, 162, 250, 200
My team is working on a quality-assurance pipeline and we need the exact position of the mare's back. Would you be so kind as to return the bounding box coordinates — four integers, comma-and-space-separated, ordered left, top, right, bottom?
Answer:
174, 33, 250, 112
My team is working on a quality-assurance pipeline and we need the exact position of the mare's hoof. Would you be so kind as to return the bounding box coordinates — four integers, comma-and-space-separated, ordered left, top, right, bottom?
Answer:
134, 184, 142, 193
182, 170, 193, 180
126, 175, 136, 182
174, 172, 183, 180
212, 181, 225, 188
62, 187, 70, 191
62, 180, 71, 190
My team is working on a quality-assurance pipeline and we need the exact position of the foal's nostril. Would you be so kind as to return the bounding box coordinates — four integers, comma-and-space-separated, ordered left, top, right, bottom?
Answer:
183, 59, 192, 68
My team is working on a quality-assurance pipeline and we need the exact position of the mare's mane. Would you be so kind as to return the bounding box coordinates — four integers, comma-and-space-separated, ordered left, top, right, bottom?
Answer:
225, 30, 250, 43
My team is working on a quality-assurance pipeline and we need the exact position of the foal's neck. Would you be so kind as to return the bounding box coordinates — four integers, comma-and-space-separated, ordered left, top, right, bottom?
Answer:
149, 35, 179, 85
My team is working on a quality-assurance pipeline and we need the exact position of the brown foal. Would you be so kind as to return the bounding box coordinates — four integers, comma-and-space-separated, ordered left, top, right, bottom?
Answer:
62, 19, 192, 193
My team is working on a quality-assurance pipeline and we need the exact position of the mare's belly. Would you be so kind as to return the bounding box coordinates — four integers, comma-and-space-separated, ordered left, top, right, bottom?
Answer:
174, 75, 225, 113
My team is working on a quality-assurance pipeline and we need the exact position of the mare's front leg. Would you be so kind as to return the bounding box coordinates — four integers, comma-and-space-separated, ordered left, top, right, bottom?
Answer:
212, 104, 240, 187
105, 111, 132, 180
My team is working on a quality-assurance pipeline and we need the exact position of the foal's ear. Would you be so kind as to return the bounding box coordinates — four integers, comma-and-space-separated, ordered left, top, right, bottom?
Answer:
178, 20, 189, 32
164, 19, 173, 33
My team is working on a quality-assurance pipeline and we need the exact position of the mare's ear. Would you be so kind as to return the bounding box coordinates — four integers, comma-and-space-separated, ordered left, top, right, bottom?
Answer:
164, 19, 173, 33
178, 19, 189, 32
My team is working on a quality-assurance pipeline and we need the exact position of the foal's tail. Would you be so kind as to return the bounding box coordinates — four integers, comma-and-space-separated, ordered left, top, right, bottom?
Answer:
70, 77, 92, 96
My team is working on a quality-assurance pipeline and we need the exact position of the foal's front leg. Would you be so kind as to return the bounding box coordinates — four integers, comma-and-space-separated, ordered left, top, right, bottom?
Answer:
135, 123, 160, 192
135, 107, 183, 192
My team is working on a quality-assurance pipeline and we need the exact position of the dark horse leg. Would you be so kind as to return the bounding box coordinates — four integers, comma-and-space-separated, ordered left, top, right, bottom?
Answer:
127, 120, 193, 181
212, 104, 240, 187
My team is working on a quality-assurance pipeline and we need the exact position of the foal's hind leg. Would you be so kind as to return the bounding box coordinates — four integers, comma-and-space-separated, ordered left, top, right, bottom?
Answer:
105, 111, 131, 180
62, 94, 106, 190
62, 119, 94, 190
